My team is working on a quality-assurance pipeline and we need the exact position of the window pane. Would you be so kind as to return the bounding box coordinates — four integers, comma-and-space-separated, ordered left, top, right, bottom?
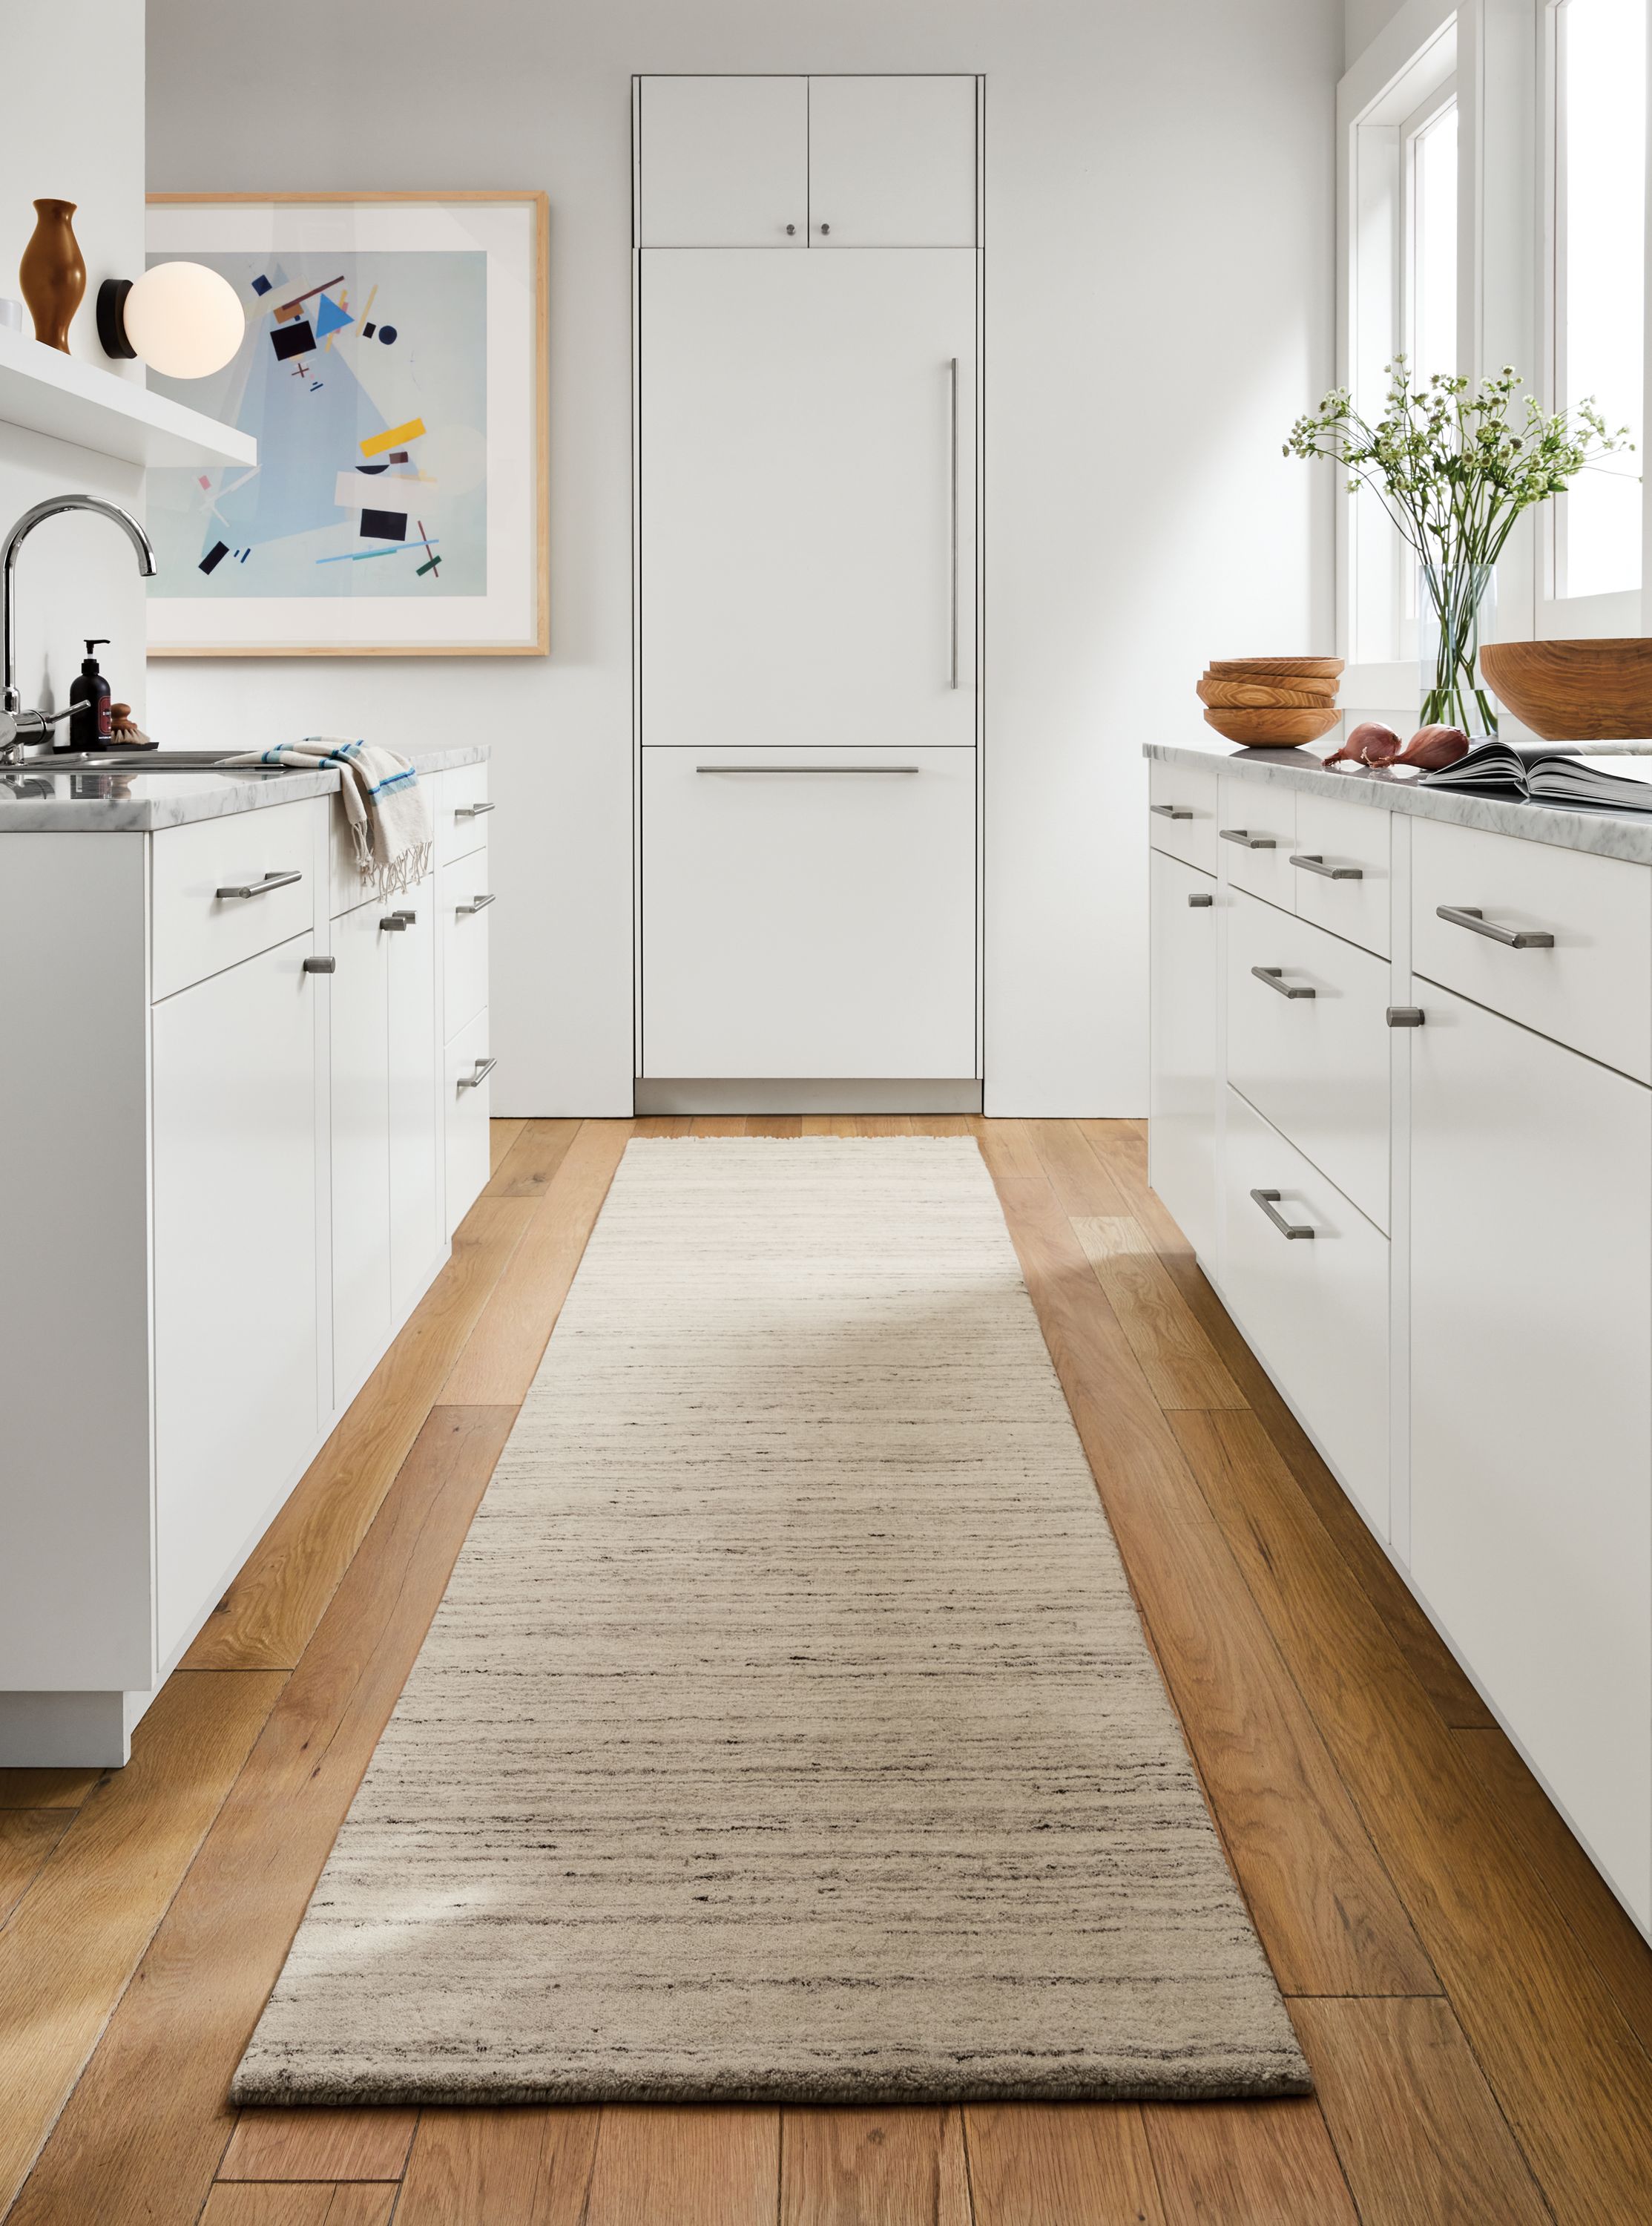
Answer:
1412, 104, 1458, 387
1559, 0, 1645, 598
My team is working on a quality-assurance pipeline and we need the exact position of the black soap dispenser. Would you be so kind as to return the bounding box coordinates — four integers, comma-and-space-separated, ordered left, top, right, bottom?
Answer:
68, 640, 112, 752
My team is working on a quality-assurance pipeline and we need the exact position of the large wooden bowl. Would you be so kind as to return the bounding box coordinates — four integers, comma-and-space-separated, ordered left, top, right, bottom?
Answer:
1198, 675, 1339, 709
1203, 704, 1342, 746
1479, 639, 1652, 741
1208, 655, 1343, 681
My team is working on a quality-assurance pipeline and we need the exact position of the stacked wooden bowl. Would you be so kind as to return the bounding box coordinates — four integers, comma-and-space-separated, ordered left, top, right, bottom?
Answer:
1197, 657, 1344, 746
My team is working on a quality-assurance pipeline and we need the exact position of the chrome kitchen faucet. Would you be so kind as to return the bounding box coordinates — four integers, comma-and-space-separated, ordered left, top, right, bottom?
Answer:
1, 495, 157, 762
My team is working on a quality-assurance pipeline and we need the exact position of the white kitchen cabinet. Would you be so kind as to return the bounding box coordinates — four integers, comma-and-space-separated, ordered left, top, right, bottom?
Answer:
1289, 789, 1392, 958
1148, 759, 1220, 875
329, 896, 392, 1401
388, 875, 443, 1321
807, 76, 978, 246
1217, 775, 1297, 910
151, 933, 321, 1666
642, 747, 977, 1079
637, 76, 809, 248
1412, 981, 1652, 1927
640, 249, 977, 754
445, 1006, 495, 1234
439, 848, 491, 1045
1148, 850, 1219, 1264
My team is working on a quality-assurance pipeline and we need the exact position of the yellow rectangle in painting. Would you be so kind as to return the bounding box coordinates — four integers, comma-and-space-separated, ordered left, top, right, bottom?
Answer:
361, 418, 427, 459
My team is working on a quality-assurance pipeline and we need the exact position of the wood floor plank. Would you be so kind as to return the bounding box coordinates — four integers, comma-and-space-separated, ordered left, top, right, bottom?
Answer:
1457, 1724, 1652, 2059
184, 1194, 539, 1672
853, 1114, 914, 1135
968, 1116, 1046, 1180
1143, 2099, 1358, 2225
746, 1115, 804, 1137
994, 1173, 1436, 1999
965, 2104, 1165, 2225
801, 1115, 863, 1135
439, 1120, 634, 1404
633, 1116, 694, 1137
780, 2109, 969, 2225
1072, 1217, 1247, 1412
907, 1113, 974, 1135
1027, 1118, 1133, 1216
4, 1406, 517, 2226
1076, 1120, 1497, 1732
690, 1117, 748, 1135
0, 1669, 285, 2219
489, 1116, 528, 1172
0, 1766, 106, 1812
1292, 1996, 1550, 2226
0, 1810, 71, 1925
485, 1117, 585, 1198
1168, 1405, 1652, 2223
217, 2108, 416, 2181
395, 2107, 601, 2225
200, 2190, 395, 2226
583, 2107, 780, 2225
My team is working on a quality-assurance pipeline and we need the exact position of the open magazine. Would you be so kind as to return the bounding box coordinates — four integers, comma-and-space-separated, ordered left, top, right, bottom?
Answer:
1418, 739, 1652, 814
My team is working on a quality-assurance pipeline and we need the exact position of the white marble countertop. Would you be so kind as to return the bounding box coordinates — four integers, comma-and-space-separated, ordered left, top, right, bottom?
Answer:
0, 743, 488, 833
1145, 737, 1652, 866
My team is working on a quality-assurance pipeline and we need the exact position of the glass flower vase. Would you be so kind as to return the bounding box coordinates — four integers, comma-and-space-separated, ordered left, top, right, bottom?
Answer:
1419, 563, 1498, 735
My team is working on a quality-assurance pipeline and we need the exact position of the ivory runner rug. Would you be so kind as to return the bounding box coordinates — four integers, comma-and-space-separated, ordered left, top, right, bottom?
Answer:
234, 1137, 1309, 2105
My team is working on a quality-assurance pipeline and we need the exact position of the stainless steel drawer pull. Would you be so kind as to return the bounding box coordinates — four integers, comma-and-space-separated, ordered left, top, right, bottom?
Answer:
455, 800, 495, 818
1188, 891, 1214, 908
1251, 1187, 1315, 1240
1150, 804, 1193, 820
1251, 965, 1315, 999
1386, 1005, 1425, 1027
215, 869, 302, 900
1291, 852, 1363, 880
1437, 904, 1554, 949
458, 1056, 496, 1090
302, 955, 336, 974
1220, 827, 1276, 849
457, 893, 496, 914
380, 914, 410, 933
695, 764, 920, 775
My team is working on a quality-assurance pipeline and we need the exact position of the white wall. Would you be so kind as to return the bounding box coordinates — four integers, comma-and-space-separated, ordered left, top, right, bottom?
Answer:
2, 3, 149, 732
145, 0, 1343, 1117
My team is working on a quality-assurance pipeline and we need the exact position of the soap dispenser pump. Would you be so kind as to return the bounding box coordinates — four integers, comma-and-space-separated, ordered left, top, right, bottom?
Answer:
68, 640, 112, 752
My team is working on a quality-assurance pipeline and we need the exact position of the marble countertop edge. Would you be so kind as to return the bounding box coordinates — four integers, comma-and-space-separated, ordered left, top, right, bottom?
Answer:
0, 743, 488, 833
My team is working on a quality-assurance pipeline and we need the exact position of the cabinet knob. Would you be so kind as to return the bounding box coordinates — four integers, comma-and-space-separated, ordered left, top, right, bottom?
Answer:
786, 223, 796, 235
819, 222, 831, 234
303, 954, 336, 974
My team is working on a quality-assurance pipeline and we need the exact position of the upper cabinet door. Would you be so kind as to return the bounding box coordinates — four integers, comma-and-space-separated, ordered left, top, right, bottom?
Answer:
808, 76, 978, 247
639, 76, 808, 247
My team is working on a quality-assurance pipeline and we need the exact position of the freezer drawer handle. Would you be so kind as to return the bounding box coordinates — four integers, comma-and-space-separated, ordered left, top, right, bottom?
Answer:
458, 1056, 496, 1091
1251, 1187, 1315, 1240
1219, 827, 1276, 849
1150, 804, 1193, 820
458, 893, 496, 914
694, 764, 921, 775
215, 869, 302, 900
1437, 903, 1554, 949
1251, 965, 1315, 999
1291, 852, 1363, 880
1188, 891, 1214, 908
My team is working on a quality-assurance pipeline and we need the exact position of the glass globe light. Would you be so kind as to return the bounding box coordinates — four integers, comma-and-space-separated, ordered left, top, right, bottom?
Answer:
120, 262, 245, 378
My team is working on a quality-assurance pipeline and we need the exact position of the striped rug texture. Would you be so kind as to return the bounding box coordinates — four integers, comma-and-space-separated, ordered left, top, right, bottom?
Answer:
234, 1137, 1309, 2105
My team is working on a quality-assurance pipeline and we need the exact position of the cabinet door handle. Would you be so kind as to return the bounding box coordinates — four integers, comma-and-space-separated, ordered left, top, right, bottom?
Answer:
1251, 965, 1315, 999
948, 355, 961, 690
1219, 827, 1276, 849
392, 907, 418, 925
1386, 1005, 1425, 1026
694, 764, 920, 775
1436, 903, 1554, 949
1251, 1187, 1314, 1239
1150, 804, 1193, 820
455, 800, 496, 818
458, 1056, 496, 1090
458, 893, 496, 914
380, 914, 410, 933
1291, 852, 1363, 880
215, 868, 302, 900
302, 954, 336, 974
1188, 891, 1214, 908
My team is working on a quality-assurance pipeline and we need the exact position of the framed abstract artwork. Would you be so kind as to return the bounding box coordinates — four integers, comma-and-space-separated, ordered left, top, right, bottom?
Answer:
144, 191, 547, 657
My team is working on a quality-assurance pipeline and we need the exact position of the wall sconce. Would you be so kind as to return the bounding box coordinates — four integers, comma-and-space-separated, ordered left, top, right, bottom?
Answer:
96, 261, 244, 377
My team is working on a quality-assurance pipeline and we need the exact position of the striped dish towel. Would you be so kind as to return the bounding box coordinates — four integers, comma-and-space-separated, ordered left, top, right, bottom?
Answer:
229, 738, 432, 900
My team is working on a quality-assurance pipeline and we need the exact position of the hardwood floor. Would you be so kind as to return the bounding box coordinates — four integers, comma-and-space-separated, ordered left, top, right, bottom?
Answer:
3, 1115, 1650, 2223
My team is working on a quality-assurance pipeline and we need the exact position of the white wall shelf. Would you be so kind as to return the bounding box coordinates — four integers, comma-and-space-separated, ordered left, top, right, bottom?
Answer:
0, 327, 254, 470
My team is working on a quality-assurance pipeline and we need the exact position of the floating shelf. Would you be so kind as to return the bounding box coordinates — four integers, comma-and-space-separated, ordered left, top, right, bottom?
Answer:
0, 327, 254, 470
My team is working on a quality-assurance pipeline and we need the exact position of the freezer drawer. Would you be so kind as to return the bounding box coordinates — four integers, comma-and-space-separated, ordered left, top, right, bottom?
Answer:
641, 746, 977, 1079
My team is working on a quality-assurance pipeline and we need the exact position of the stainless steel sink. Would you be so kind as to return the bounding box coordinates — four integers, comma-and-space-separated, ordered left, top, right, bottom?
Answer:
23, 750, 260, 772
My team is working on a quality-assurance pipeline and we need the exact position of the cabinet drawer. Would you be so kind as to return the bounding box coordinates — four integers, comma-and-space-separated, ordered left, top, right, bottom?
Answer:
1220, 1088, 1389, 1539
642, 746, 976, 1079
1227, 890, 1391, 1232
1148, 760, 1219, 873
1412, 817, 1652, 1082
438, 843, 492, 1043
1148, 850, 1219, 1263
1289, 789, 1391, 957
445, 1006, 493, 1238
435, 761, 494, 867
151, 798, 323, 1002
1217, 774, 1296, 908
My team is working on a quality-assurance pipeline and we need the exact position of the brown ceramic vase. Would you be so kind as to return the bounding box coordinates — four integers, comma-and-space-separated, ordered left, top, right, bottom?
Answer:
19, 200, 86, 352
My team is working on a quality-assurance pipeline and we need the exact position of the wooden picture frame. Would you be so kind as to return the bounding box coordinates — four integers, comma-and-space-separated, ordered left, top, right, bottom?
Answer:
144, 191, 548, 657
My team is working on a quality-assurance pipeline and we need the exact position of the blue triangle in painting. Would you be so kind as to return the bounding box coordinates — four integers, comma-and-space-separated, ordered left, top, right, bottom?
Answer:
314, 292, 354, 340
